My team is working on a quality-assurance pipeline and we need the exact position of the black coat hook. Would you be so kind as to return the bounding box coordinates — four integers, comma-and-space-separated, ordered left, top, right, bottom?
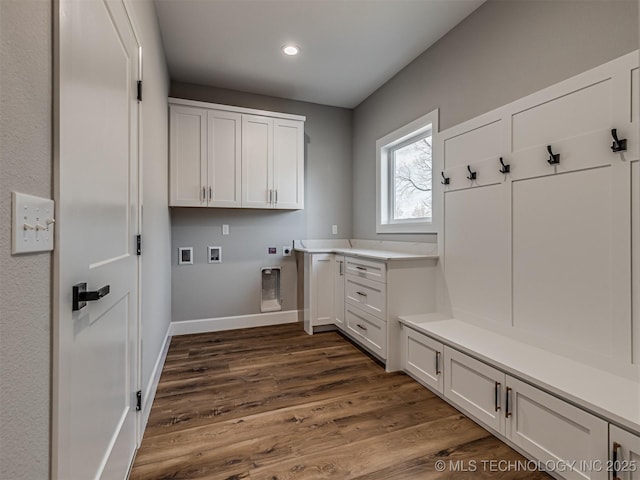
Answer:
611, 129, 627, 152
467, 165, 477, 181
498, 157, 510, 174
441, 171, 450, 185
547, 145, 560, 165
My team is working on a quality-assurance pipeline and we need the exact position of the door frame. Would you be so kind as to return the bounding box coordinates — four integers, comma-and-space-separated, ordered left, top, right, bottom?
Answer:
51, 0, 143, 477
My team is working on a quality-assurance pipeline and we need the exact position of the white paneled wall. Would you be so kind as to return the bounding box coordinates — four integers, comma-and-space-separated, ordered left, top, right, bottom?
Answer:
438, 51, 639, 378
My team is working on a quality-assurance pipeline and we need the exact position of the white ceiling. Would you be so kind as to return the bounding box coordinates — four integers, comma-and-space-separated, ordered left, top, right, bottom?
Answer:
154, 0, 485, 108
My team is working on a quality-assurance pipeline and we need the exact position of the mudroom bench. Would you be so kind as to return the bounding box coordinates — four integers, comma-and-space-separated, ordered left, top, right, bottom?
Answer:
399, 313, 640, 480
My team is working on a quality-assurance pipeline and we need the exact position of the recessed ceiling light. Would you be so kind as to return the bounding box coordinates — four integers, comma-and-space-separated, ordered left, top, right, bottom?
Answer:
282, 45, 300, 56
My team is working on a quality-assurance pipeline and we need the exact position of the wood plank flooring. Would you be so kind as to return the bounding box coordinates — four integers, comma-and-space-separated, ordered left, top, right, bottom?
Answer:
130, 323, 549, 479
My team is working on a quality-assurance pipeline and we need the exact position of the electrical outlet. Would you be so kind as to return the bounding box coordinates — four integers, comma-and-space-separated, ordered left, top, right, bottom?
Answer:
283, 246, 292, 256
332, 224, 338, 235
208, 246, 222, 263
222, 224, 229, 235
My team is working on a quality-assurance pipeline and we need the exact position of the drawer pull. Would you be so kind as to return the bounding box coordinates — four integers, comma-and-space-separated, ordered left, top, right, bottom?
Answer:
435, 351, 441, 375
356, 291, 367, 297
495, 381, 501, 412
356, 323, 368, 332
355, 266, 367, 271
612, 442, 621, 480
505, 387, 512, 418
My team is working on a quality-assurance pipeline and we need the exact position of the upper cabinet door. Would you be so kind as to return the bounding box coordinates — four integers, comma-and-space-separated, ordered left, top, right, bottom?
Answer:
208, 110, 241, 207
273, 118, 304, 209
242, 114, 273, 209
170, 105, 207, 206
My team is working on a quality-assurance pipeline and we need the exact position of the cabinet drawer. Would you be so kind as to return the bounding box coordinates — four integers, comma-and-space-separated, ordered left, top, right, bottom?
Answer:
402, 327, 443, 393
345, 257, 386, 284
345, 305, 386, 359
444, 347, 505, 434
345, 274, 386, 319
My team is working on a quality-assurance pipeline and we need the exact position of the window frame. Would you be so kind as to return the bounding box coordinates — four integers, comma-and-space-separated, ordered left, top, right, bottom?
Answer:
376, 109, 440, 234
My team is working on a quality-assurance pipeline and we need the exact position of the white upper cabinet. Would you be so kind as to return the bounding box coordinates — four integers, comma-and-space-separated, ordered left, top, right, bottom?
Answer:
207, 110, 241, 207
242, 114, 273, 208
242, 115, 304, 209
170, 105, 207, 206
273, 118, 304, 209
169, 98, 305, 209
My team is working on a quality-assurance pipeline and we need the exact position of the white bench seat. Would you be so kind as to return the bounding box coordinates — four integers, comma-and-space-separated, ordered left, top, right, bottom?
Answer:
398, 314, 640, 435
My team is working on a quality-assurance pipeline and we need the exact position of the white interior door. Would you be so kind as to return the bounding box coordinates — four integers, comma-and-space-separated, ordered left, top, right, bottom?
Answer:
54, 1, 140, 479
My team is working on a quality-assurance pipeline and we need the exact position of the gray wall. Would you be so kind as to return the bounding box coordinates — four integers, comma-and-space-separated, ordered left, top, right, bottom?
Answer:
0, 1, 52, 478
352, 0, 639, 242
170, 83, 353, 321
128, 1, 172, 406
0, 1, 171, 478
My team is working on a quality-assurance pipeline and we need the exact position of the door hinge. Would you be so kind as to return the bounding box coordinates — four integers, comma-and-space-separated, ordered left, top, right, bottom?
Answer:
137, 80, 142, 102
136, 235, 141, 256
136, 390, 142, 411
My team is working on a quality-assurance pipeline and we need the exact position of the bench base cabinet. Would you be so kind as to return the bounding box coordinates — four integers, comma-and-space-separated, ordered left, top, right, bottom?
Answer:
444, 346, 505, 433
401, 326, 615, 480
610, 426, 640, 480
401, 326, 443, 393
506, 376, 608, 480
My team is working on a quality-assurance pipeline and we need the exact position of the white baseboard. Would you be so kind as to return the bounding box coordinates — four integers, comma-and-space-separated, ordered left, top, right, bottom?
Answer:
137, 325, 171, 444
170, 310, 300, 336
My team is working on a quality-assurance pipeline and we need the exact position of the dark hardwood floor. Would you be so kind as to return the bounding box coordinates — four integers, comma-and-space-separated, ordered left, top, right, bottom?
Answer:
130, 323, 549, 479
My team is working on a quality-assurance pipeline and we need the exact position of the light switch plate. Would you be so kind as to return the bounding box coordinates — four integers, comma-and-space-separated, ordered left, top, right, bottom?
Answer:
222, 224, 229, 235
12, 192, 55, 254
332, 225, 338, 235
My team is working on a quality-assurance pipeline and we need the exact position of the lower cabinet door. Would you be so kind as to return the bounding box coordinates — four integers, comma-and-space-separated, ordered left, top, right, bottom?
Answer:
345, 305, 386, 359
443, 347, 505, 433
610, 425, 640, 480
402, 327, 444, 394
505, 375, 608, 480
334, 255, 345, 330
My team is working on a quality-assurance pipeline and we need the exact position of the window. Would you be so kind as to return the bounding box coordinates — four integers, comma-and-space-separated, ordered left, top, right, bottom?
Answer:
376, 109, 439, 233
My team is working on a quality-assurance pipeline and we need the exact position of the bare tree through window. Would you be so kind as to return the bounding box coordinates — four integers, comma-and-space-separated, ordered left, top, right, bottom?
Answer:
392, 135, 432, 221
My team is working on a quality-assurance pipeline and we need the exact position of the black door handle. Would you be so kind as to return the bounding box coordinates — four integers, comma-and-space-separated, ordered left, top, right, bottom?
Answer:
73, 282, 110, 311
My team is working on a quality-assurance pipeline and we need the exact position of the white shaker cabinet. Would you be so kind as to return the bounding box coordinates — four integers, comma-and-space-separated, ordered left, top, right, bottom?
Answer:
169, 105, 241, 207
443, 346, 505, 433
505, 376, 608, 480
303, 253, 335, 335
207, 110, 242, 207
273, 118, 304, 209
401, 326, 444, 394
170, 105, 207, 206
242, 115, 304, 209
169, 98, 305, 209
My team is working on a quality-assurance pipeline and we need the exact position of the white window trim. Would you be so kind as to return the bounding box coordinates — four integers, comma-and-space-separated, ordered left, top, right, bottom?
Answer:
376, 109, 440, 234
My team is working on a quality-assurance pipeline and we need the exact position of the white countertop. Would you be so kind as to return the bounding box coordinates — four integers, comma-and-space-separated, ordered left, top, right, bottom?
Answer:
294, 246, 437, 261
399, 314, 640, 435
293, 239, 439, 261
